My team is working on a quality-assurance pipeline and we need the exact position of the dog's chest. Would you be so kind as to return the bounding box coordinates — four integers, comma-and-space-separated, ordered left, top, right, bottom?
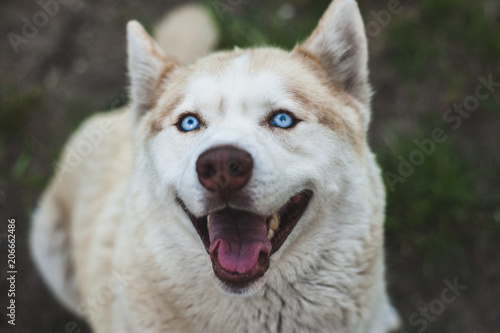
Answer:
177, 283, 363, 333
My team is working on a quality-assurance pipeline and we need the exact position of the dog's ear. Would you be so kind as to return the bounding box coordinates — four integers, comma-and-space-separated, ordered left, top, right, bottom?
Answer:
127, 21, 177, 122
295, 0, 371, 106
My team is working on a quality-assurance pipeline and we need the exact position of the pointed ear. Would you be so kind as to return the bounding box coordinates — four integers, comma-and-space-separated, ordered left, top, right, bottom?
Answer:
127, 21, 177, 122
295, 0, 371, 106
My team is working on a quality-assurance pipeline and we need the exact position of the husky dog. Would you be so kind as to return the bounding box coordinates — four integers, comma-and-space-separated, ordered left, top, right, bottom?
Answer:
31, 0, 400, 332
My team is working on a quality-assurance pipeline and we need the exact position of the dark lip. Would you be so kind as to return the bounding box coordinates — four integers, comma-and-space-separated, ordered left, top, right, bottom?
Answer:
177, 190, 313, 289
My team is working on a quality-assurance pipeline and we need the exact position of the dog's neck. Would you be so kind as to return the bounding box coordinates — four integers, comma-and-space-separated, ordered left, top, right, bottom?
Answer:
123, 219, 385, 333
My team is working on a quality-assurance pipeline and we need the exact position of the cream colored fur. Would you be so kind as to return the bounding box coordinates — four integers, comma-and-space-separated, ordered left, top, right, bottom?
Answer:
31, 1, 400, 332
153, 4, 218, 65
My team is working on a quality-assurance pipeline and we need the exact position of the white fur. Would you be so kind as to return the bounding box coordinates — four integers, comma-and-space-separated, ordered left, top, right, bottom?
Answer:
31, 1, 400, 332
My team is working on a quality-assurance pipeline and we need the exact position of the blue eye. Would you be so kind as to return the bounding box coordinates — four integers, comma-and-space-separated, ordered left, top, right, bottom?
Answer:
180, 115, 200, 132
272, 112, 294, 128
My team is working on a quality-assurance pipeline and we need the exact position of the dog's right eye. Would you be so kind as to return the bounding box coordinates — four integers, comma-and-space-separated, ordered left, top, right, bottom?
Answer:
177, 114, 200, 132
272, 113, 294, 128
267, 110, 301, 129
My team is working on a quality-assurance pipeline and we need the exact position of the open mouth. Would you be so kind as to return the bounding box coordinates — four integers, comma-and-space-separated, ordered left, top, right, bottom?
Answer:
178, 190, 313, 291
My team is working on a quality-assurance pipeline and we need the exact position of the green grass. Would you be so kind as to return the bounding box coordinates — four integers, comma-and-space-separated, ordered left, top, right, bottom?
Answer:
0, 77, 49, 213
379, 125, 499, 276
0, 77, 44, 181
378, 120, 500, 332
376, 0, 500, 286
0, 77, 44, 139
204, 0, 332, 50
385, 0, 500, 81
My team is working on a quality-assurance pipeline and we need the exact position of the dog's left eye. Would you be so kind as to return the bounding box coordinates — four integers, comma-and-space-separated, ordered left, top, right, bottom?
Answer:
179, 115, 200, 132
272, 112, 294, 129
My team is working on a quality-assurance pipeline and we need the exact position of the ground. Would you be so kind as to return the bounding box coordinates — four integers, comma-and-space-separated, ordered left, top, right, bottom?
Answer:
0, 0, 499, 332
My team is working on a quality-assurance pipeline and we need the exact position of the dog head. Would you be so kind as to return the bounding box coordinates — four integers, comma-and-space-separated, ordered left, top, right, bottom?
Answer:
127, 0, 381, 295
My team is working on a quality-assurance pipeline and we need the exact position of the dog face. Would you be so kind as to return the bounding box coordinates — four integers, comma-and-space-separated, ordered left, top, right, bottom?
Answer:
127, 0, 379, 294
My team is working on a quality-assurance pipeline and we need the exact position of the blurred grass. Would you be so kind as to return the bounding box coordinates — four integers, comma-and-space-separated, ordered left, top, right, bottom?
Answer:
0, 78, 46, 193
204, 0, 332, 49
386, 0, 500, 81
379, 0, 500, 281
0, 77, 44, 139
380, 124, 500, 278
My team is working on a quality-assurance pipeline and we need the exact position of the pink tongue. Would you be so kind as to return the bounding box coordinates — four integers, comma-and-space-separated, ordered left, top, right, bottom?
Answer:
208, 208, 272, 274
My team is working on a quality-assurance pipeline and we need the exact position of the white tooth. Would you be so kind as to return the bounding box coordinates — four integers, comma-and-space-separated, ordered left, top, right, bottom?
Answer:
267, 229, 275, 240
207, 215, 210, 230
268, 213, 280, 230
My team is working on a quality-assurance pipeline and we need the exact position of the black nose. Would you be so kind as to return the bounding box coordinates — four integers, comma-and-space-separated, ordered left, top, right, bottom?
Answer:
196, 145, 253, 197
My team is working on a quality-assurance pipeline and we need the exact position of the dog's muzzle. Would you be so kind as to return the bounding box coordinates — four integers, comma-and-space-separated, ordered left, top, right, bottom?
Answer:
177, 145, 313, 293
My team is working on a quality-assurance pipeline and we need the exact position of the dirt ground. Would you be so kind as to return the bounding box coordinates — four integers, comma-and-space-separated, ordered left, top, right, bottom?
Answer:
1, 0, 499, 332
